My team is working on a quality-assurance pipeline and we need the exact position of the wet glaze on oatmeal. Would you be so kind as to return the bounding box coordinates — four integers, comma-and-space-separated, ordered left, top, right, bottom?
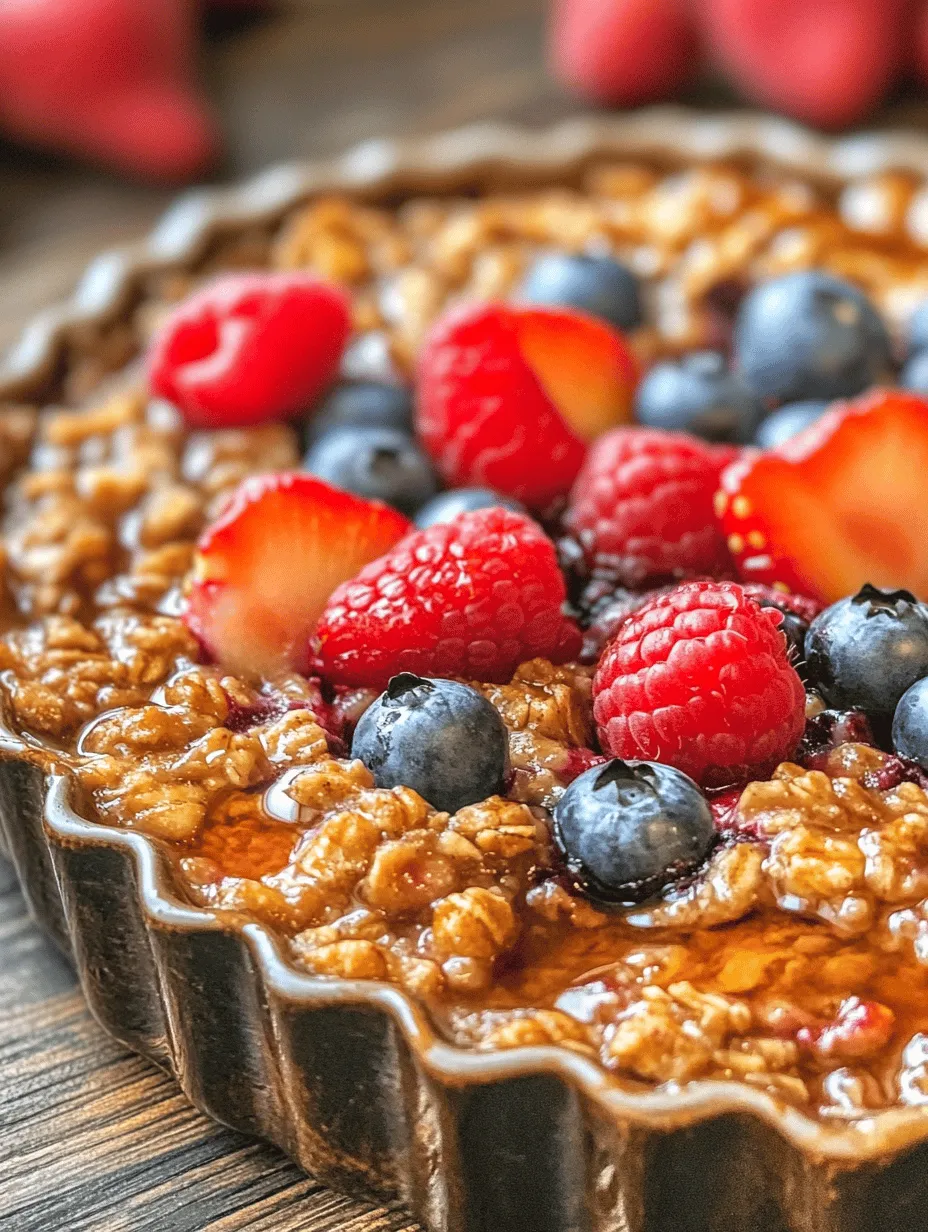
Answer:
4, 162, 928, 1120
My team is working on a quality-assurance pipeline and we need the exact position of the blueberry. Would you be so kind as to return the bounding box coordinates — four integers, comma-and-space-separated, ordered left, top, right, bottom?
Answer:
414, 487, 526, 528
754, 400, 829, 449
908, 300, 928, 357
634, 351, 765, 443
553, 759, 714, 906
519, 252, 643, 332
304, 425, 438, 515
351, 673, 509, 813
900, 349, 928, 395
893, 677, 928, 768
734, 271, 892, 403
804, 584, 928, 721
305, 381, 412, 445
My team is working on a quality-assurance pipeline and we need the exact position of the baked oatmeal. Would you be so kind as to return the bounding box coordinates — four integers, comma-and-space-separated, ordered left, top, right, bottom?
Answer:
5, 160, 928, 1123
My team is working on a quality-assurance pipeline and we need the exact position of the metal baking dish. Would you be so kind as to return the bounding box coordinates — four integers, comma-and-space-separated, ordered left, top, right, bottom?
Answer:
4, 110, 928, 1232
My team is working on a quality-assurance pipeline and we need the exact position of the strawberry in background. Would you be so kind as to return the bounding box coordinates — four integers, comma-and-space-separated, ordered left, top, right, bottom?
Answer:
0, 0, 264, 181
551, 0, 921, 130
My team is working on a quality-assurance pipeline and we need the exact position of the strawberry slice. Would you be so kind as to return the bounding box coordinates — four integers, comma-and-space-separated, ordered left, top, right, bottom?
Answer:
184, 472, 411, 674
719, 390, 928, 604
416, 301, 638, 512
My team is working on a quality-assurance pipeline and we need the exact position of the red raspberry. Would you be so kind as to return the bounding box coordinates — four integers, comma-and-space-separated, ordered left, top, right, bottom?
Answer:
148, 271, 351, 428
564, 427, 735, 588
592, 580, 806, 787
314, 508, 582, 688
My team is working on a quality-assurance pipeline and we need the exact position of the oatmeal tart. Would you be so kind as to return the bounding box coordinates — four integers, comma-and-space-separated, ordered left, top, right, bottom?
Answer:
7, 111, 928, 1232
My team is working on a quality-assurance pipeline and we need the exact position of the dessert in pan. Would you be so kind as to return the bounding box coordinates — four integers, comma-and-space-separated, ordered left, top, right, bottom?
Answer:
6, 117, 928, 1230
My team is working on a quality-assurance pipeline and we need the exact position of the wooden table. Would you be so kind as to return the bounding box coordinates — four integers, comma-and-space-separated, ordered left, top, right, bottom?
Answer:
5, 3, 928, 1228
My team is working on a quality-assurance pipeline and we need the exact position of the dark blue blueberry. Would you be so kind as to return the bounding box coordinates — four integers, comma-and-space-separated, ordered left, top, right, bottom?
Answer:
553, 759, 714, 906
305, 381, 413, 445
900, 349, 928, 395
634, 350, 765, 443
304, 425, 438, 515
519, 252, 643, 332
414, 487, 526, 528
754, 400, 829, 449
804, 584, 928, 721
892, 677, 928, 768
351, 674, 509, 814
908, 300, 928, 357
734, 271, 892, 403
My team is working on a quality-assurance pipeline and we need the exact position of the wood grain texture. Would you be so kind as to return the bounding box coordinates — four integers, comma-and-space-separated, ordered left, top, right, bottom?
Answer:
0, 856, 418, 1232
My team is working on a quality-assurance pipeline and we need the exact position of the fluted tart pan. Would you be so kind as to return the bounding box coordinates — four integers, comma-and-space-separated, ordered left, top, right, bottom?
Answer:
5, 110, 928, 1232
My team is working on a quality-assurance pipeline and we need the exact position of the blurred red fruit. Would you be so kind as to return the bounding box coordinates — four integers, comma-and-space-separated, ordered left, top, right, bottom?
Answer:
703, 0, 905, 129
0, 0, 219, 180
551, 0, 699, 104
910, 1, 928, 88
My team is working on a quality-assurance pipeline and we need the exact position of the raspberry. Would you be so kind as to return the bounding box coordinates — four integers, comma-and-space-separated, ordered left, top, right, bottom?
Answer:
564, 427, 735, 588
592, 580, 806, 787
314, 508, 582, 688
148, 271, 351, 428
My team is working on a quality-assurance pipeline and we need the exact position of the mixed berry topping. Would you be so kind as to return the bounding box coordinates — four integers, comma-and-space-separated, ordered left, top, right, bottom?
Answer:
303, 424, 439, 516
413, 487, 526, 528
415, 300, 638, 510
184, 471, 411, 674
304, 380, 413, 444
892, 677, 928, 770
553, 758, 715, 905
592, 580, 807, 788
753, 399, 829, 449
313, 507, 582, 689
564, 428, 735, 588
719, 390, 928, 601
804, 585, 928, 722
151, 259, 928, 919
519, 251, 643, 333
633, 350, 764, 443
733, 270, 893, 403
352, 673, 510, 814
148, 272, 351, 428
